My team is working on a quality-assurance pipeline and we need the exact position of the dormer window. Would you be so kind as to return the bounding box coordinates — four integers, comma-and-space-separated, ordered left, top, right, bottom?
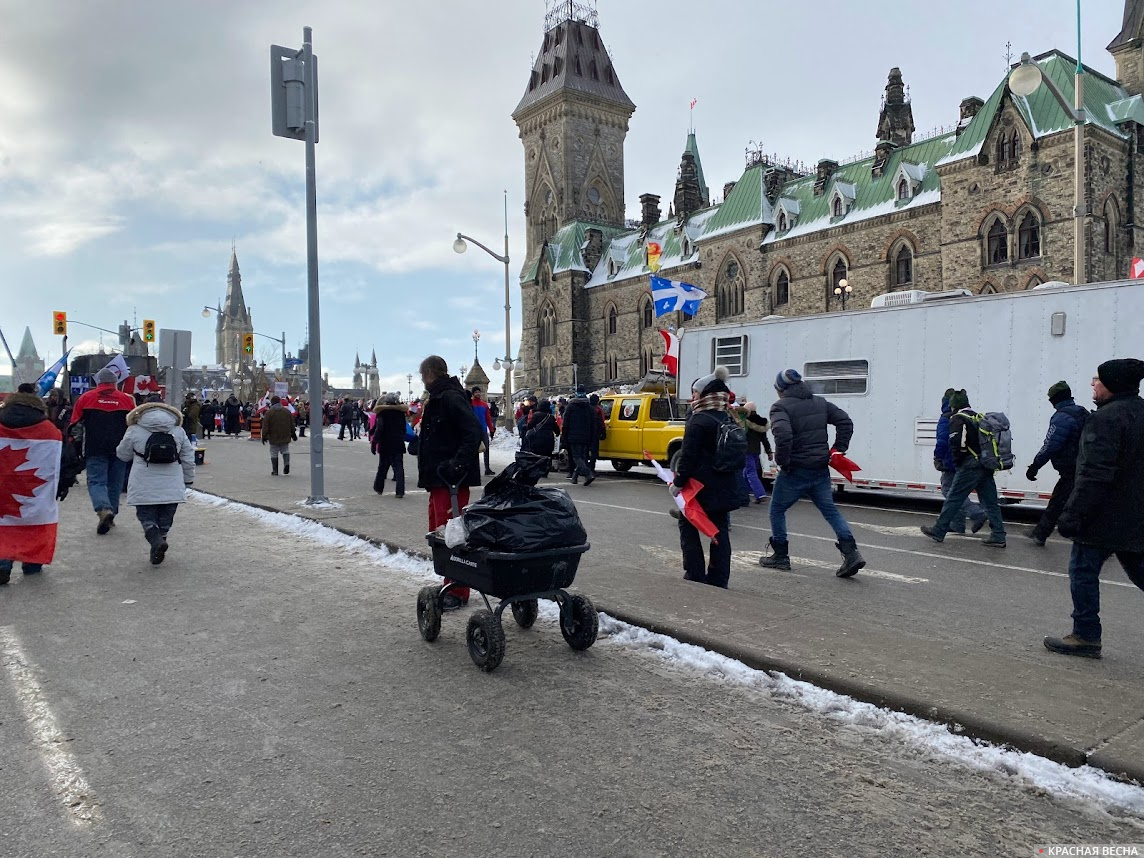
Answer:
830, 182, 856, 219
681, 235, 693, 257
607, 256, 619, 278
832, 196, 844, 217
774, 198, 799, 233
897, 178, 910, 201
777, 212, 788, 232
892, 162, 924, 203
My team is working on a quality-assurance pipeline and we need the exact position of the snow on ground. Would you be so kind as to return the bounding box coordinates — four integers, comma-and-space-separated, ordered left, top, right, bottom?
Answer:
188, 490, 1144, 821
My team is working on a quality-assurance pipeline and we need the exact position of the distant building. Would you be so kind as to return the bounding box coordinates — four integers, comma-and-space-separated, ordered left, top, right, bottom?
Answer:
214, 248, 254, 380
14, 327, 45, 386
514, 0, 1144, 394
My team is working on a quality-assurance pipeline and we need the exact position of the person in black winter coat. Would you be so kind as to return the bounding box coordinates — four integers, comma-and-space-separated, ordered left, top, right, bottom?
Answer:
372, 394, 409, 496
672, 367, 743, 588
561, 386, 596, 485
417, 355, 483, 609
1026, 380, 1089, 545
1044, 358, 1144, 659
761, 368, 866, 577
588, 394, 606, 469
521, 400, 558, 462
223, 395, 242, 436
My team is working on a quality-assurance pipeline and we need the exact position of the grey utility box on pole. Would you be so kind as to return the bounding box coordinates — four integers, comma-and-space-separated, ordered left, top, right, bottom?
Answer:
271, 28, 327, 504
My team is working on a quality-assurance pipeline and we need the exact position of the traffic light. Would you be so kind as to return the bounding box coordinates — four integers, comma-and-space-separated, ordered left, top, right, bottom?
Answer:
142, 319, 156, 342
242, 333, 255, 354
52, 311, 67, 336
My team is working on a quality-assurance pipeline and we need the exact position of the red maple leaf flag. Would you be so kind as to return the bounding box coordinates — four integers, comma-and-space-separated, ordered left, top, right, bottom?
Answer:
1132, 257, 1144, 279
0, 419, 62, 565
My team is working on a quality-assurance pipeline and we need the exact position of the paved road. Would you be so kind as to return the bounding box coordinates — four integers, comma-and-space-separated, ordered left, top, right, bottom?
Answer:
2, 489, 1141, 857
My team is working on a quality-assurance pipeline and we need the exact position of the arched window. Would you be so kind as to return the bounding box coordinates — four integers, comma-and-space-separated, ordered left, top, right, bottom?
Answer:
1011, 130, 1021, 162
996, 130, 1020, 169
1026, 275, 1044, 290
777, 212, 788, 232
605, 355, 618, 381
639, 348, 654, 378
1018, 212, 1041, 260
980, 282, 997, 295
897, 179, 910, 201
716, 256, 746, 321
832, 196, 843, 218
892, 245, 914, 289
641, 297, 653, 329
997, 133, 1010, 165
987, 218, 1008, 266
607, 305, 618, 336
1104, 197, 1121, 275
774, 269, 790, 306
829, 257, 848, 309
539, 304, 557, 348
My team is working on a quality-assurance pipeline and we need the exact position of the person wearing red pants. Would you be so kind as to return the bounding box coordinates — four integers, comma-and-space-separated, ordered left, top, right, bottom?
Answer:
416, 355, 484, 611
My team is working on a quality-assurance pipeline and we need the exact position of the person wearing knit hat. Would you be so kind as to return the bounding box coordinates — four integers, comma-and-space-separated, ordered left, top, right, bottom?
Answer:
933, 388, 987, 535
1024, 381, 1089, 546
734, 400, 772, 504
921, 390, 1007, 547
69, 362, 137, 535
760, 368, 866, 577
672, 366, 743, 588
1044, 358, 1144, 659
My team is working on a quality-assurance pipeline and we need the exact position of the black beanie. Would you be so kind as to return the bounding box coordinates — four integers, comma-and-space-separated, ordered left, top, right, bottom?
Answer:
948, 389, 970, 411
1097, 358, 1144, 395
1047, 380, 1072, 405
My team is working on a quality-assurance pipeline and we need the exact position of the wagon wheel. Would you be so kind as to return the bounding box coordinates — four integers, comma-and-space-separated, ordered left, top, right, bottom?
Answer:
466, 610, 506, 672
559, 594, 598, 651
510, 599, 539, 629
611, 460, 633, 472
416, 586, 442, 642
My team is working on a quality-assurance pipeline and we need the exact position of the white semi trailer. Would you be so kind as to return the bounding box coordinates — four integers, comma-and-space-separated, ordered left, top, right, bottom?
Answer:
675, 279, 1144, 501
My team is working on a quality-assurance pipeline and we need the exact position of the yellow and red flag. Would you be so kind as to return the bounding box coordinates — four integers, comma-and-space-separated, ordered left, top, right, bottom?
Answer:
647, 241, 662, 273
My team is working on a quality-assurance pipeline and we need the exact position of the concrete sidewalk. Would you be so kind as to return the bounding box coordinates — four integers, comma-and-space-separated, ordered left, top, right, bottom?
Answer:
191, 432, 1144, 784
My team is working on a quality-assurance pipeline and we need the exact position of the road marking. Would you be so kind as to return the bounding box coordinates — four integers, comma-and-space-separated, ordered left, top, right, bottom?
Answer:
0, 626, 102, 825
734, 551, 928, 584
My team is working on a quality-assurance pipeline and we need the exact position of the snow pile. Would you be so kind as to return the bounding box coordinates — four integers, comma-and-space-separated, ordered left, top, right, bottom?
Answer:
489, 431, 522, 453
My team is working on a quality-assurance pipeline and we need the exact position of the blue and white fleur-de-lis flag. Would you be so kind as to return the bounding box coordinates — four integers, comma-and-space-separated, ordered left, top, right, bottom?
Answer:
650, 276, 708, 317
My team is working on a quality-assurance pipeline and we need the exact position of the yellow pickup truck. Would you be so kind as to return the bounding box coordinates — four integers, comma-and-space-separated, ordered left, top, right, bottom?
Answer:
597, 393, 687, 472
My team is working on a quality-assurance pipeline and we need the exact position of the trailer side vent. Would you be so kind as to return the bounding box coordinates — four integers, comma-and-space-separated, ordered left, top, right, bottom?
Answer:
802, 359, 869, 395
1051, 312, 1066, 336
712, 335, 748, 377
915, 418, 939, 445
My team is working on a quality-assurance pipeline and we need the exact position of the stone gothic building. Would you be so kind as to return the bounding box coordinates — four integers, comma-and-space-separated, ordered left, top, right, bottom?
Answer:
213, 248, 254, 379
514, 1, 1144, 395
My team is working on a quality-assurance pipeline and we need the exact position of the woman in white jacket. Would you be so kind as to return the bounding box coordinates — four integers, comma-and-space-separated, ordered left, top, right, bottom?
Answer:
115, 401, 196, 565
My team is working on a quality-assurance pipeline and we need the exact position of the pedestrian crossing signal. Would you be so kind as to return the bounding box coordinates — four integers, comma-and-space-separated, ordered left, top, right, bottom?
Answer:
243, 333, 255, 354
52, 311, 67, 336
142, 319, 156, 342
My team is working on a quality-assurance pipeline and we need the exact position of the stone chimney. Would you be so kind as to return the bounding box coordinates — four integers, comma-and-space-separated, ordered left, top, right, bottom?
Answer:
813, 159, 839, 196
872, 140, 897, 177
956, 96, 985, 136
639, 193, 661, 228
723, 181, 737, 200
583, 228, 604, 271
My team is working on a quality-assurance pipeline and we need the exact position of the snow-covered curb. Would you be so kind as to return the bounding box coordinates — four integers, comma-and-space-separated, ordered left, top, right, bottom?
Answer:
189, 490, 1144, 820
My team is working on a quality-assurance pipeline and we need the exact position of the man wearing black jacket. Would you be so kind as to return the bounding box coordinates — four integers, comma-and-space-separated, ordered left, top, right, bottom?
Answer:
760, 369, 865, 577
1025, 381, 1088, 546
561, 385, 596, 485
372, 393, 409, 496
1044, 358, 1144, 659
417, 355, 483, 610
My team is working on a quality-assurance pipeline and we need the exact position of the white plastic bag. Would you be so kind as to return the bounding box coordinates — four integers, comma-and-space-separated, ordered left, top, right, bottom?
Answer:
444, 516, 469, 549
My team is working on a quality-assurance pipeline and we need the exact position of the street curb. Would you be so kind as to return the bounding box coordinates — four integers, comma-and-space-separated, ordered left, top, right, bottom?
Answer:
194, 489, 1141, 785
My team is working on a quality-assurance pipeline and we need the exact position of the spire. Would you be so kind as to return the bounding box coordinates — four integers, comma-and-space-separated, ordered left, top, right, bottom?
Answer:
224, 247, 248, 323
683, 131, 709, 207
876, 67, 915, 147
371, 348, 378, 367
513, 4, 635, 120
17, 327, 39, 361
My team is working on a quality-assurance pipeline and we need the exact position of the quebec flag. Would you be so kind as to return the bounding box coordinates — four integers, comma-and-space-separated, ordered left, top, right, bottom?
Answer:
650, 276, 708, 318
35, 349, 71, 397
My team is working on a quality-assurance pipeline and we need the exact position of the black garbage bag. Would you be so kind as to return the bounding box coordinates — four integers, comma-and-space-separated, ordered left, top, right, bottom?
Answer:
463, 456, 587, 552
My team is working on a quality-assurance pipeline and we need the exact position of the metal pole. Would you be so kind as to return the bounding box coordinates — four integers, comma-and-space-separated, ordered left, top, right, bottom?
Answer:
281, 331, 286, 386
303, 25, 327, 503
503, 190, 514, 432
1074, 3, 1086, 286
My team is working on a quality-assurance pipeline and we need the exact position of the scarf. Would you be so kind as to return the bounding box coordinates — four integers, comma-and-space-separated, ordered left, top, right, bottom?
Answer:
691, 392, 729, 414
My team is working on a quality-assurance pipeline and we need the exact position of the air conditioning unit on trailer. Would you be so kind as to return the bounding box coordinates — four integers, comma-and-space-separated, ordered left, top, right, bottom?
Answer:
870, 289, 972, 308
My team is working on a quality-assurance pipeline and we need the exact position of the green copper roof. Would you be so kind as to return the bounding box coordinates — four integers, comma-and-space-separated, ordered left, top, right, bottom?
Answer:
701, 164, 771, 240
520, 219, 625, 283
17, 326, 39, 360
685, 131, 709, 204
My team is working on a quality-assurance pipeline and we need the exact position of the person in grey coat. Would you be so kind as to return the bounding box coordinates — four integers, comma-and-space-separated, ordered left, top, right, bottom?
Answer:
115, 402, 196, 565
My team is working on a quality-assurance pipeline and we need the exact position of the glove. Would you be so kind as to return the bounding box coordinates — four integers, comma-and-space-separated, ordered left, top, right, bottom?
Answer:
934, 458, 944, 473
262, 437, 267, 445
443, 460, 467, 484
56, 485, 69, 502
1057, 515, 1080, 540
1025, 466, 1038, 482
669, 483, 682, 497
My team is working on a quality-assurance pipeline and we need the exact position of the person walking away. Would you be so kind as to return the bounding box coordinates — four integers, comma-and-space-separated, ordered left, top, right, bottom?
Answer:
200, 398, 216, 440
933, 388, 987, 534
223, 394, 242, 437
261, 396, 297, 475
588, 393, 606, 470
489, 399, 500, 434
115, 399, 195, 565
182, 393, 202, 447
1043, 359, 1144, 658
338, 398, 355, 441
45, 388, 70, 431
737, 401, 771, 503
70, 367, 136, 535
521, 399, 557, 473
417, 355, 483, 610
1026, 381, 1089, 546
561, 385, 596, 485
0, 385, 63, 583
372, 393, 409, 496
471, 387, 496, 475
920, 389, 1007, 547
760, 369, 866, 577
672, 367, 743, 588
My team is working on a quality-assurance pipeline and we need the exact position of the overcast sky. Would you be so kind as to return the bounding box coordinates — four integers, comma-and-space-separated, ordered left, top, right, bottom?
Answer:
0, 0, 1126, 391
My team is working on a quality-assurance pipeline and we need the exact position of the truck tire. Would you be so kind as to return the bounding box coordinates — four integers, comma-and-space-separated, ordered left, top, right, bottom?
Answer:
611, 460, 633, 472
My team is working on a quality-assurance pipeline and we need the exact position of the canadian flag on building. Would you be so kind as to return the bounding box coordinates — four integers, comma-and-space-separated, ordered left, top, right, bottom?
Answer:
0, 420, 62, 565
1131, 257, 1144, 279
658, 329, 680, 377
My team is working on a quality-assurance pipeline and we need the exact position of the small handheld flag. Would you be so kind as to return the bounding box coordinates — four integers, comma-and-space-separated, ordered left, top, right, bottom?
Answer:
651, 275, 707, 317
658, 329, 679, 376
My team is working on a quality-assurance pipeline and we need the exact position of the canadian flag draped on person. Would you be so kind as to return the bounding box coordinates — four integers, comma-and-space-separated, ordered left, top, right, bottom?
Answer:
0, 389, 63, 565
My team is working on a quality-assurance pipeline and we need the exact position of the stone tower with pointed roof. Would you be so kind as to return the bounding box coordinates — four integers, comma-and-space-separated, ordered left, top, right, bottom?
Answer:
215, 248, 254, 377
876, 68, 915, 147
15, 326, 45, 385
513, 2, 635, 261
674, 132, 709, 221
1110, 0, 1144, 95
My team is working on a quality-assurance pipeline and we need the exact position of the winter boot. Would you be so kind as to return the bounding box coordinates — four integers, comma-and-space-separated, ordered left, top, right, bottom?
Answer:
145, 526, 165, 565
835, 537, 866, 578
0, 560, 11, 586
759, 538, 791, 570
282, 454, 290, 475
1043, 633, 1101, 659
97, 508, 114, 535
270, 457, 279, 476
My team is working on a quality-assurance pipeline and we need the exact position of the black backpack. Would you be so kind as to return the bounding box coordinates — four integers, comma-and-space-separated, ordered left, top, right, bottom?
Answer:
708, 412, 748, 473
140, 431, 179, 465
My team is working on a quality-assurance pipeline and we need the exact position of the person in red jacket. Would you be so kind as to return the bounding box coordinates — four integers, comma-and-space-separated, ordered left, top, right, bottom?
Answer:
70, 366, 136, 534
